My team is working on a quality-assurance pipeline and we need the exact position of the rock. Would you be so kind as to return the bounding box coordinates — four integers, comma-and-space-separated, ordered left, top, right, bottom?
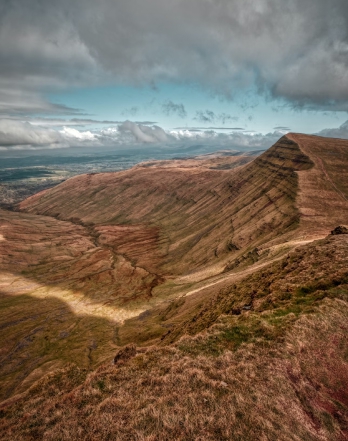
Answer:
331, 225, 348, 235
113, 344, 137, 365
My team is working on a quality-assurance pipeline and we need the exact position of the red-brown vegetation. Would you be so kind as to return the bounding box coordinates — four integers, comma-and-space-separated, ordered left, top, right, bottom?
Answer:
0, 135, 348, 439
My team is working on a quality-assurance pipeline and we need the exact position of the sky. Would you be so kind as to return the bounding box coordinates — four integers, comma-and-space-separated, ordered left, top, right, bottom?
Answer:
1, 0, 348, 153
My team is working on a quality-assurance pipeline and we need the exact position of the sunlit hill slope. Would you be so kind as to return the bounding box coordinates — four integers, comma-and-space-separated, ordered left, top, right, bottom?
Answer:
0, 134, 348, 440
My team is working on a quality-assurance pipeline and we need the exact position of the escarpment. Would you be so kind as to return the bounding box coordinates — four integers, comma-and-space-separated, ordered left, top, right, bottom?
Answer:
20, 134, 346, 279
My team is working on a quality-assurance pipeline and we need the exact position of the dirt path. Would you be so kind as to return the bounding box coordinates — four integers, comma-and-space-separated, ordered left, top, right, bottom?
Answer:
182, 238, 319, 298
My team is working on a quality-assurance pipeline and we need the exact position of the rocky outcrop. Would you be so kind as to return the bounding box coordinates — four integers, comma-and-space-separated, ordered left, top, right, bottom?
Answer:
331, 225, 348, 235
113, 344, 136, 364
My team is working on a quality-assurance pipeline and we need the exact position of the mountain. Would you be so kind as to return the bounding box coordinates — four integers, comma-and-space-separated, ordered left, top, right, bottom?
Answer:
19, 134, 348, 273
0, 134, 347, 440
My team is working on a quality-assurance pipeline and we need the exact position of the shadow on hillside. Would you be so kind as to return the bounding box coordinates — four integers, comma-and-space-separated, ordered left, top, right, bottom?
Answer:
0, 290, 117, 402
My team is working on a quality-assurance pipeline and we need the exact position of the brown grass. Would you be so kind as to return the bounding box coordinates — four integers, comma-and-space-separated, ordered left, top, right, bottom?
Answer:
0, 302, 347, 440
18, 136, 312, 277
0, 235, 347, 440
1, 135, 348, 439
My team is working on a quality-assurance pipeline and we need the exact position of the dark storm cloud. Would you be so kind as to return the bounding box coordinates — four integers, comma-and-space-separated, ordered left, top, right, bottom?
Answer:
2, 0, 348, 113
162, 101, 187, 118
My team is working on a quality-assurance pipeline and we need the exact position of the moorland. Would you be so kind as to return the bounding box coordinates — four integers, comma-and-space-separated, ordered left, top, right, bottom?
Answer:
0, 133, 347, 440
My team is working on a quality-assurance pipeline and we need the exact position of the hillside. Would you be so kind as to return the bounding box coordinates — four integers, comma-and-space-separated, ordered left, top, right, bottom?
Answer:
0, 134, 348, 440
1, 234, 347, 440
19, 135, 348, 276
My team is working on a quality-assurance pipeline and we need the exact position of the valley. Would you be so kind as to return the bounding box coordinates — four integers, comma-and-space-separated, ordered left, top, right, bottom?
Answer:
0, 134, 347, 440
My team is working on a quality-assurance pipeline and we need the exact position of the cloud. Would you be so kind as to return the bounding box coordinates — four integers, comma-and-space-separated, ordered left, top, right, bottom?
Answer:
1, 117, 158, 128
0, 89, 81, 116
0, 1, 98, 115
0, 118, 285, 151
2, 117, 125, 128
194, 110, 216, 124
121, 107, 139, 117
0, 119, 65, 148
162, 101, 187, 118
220, 113, 239, 124
60, 127, 96, 141
118, 121, 168, 143
174, 126, 244, 131
2, 0, 348, 114
0, 119, 170, 149
316, 120, 348, 139
273, 126, 291, 131
194, 111, 239, 124
0, 119, 101, 149
169, 128, 284, 151
3, 116, 348, 153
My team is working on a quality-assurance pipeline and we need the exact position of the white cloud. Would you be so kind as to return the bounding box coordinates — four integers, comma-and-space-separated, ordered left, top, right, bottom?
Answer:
0, 119, 64, 148
0, 118, 288, 151
118, 121, 168, 143
60, 127, 96, 141
316, 120, 348, 139
169, 128, 287, 150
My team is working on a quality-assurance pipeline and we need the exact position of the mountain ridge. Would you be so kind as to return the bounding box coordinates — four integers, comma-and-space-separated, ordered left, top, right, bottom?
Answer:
18, 133, 348, 278
0, 134, 348, 440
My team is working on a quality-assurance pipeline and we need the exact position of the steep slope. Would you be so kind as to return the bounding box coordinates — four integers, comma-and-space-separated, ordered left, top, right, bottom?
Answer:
1, 234, 347, 441
1, 135, 348, 438
4, 134, 348, 406
1, 155, 259, 400
288, 133, 348, 237
19, 135, 320, 278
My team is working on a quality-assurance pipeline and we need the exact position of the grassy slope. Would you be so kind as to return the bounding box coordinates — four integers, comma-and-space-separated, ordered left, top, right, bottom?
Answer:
19, 137, 313, 276
288, 133, 348, 238
0, 235, 347, 441
115, 133, 348, 346
0, 135, 348, 439
0, 141, 314, 399
0, 210, 121, 402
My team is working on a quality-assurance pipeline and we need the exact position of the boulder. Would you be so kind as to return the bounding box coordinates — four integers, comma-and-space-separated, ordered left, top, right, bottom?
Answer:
113, 344, 137, 365
331, 225, 348, 235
